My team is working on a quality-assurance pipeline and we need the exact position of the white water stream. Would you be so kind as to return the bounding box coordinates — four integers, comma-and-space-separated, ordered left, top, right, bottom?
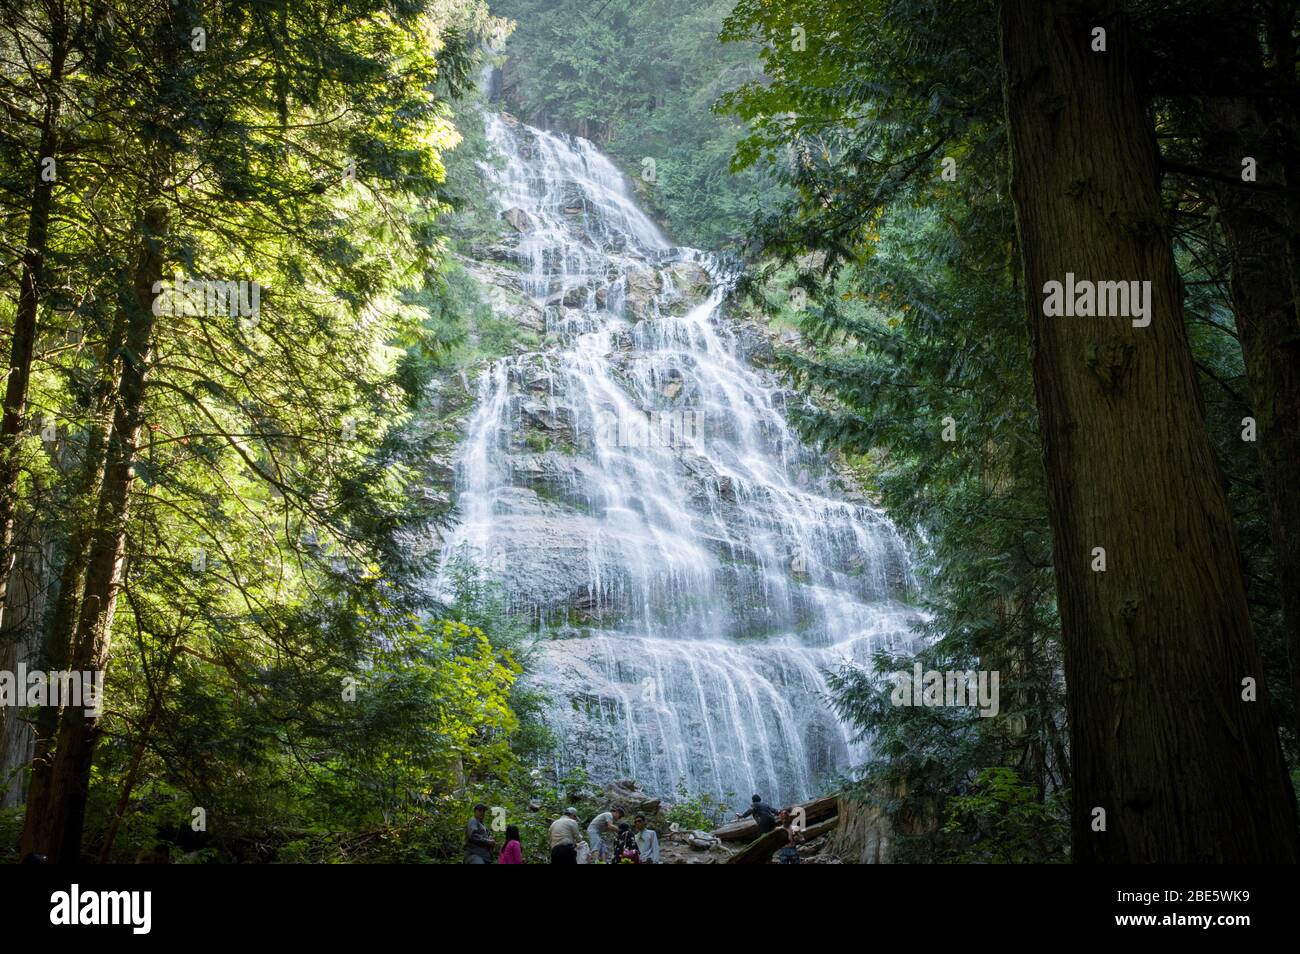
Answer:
437, 110, 923, 805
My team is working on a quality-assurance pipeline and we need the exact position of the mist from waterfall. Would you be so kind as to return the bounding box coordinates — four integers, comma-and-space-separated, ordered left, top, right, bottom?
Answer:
436, 108, 926, 807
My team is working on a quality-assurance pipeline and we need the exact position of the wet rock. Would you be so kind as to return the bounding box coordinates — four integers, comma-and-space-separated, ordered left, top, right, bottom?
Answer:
518, 364, 553, 393
557, 181, 586, 214
466, 242, 520, 264
468, 489, 606, 608
605, 779, 661, 815
687, 831, 719, 850
460, 259, 546, 335
663, 261, 711, 300
747, 336, 776, 367
511, 454, 547, 479
623, 268, 662, 322
501, 207, 531, 232
517, 398, 551, 427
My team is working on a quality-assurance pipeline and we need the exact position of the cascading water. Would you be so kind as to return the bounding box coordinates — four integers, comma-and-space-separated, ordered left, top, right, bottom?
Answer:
437, 109, 925, 807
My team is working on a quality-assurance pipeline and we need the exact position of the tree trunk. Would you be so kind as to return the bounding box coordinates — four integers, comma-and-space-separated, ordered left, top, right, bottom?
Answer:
21, 203, 167, 863
19, 302, 130, 847
1202, 89, 1300, 748
826, 793, 890, 864
1260, 0, 1300, 333
0, 10, 67, 631
725, 816, 839, 864
710, 794, 838, 842
998, 0, 1300, 862
97, 632, 183, 863
0, 520, 50, 808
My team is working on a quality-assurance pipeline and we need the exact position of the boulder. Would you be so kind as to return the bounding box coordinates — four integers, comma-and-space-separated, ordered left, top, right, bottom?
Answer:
664, 261, 711, 300
657, 827, 731, 864
501, 207, 531, 232
687, 831, 719, 850
459, 260, 546, 335
466, 242, 520, 264
605, 779, 661, 815
623, 268, 662, 322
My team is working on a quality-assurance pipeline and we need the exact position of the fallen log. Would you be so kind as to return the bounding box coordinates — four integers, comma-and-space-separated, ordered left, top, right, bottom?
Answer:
798, 816, 839, 842
725, 815, 840, 864
712, 794, 838, 842
725, 827, 787, 864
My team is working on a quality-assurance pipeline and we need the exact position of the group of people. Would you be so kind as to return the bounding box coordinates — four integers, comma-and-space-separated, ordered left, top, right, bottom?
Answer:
465, 792, 803, 864
462, 802, 661, 863
546, 805, 661, 863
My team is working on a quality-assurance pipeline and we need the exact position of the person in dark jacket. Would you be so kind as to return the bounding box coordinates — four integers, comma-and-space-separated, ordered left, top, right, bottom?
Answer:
464, 803, 496, 864
736, 794, 778, 834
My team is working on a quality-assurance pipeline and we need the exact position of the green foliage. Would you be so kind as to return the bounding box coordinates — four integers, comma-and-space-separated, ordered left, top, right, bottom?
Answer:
434, 551, 555, 763
88, 613, 521, 863
0, 0, 551, 864
941, 768, 1070, 864
0, 807, 21, 865
719, 0, 1296, 863
664, 779, 731, 832
492, 0, 786, 249
720, 0, 1068, 862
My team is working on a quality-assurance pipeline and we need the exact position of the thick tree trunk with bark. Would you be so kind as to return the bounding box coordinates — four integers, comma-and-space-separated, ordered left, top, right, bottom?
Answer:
0, 12, 67, 631
826, 793, 890, 864
20, 204, 167, 862
725, 816, 838, 864
711, 794, 838, 842
998, 0, 1300, 862
19, 305, 130, 845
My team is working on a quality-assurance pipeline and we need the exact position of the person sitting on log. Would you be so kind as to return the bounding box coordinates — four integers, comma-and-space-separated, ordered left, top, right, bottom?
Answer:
775, 809, 803, 864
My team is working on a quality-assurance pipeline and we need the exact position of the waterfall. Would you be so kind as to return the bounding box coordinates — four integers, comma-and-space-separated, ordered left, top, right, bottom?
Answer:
436, 110, 925, 807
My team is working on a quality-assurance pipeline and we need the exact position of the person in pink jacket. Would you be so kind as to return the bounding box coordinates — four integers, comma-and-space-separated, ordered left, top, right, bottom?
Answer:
499, 825, 524, 864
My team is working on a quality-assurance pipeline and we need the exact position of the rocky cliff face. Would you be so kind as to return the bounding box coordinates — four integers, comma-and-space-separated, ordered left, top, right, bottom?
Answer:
432, 112, 925, 807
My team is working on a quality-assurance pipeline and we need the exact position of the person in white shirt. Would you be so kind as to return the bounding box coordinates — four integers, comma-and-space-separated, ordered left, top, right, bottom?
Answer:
586, 806, 624, 862
633, 813, 660, 864
548, 807, 583, 864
